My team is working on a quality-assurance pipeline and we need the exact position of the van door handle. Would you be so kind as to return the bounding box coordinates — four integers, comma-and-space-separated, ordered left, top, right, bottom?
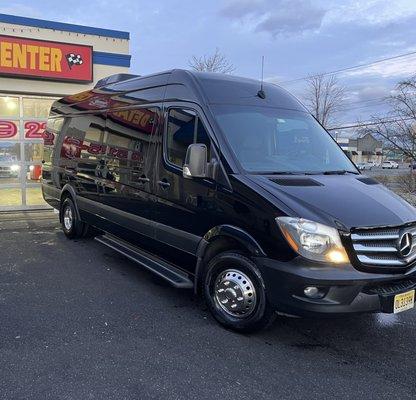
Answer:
157, 179, 171, 189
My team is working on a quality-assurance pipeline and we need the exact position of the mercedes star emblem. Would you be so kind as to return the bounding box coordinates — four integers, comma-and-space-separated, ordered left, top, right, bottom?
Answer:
398, 232, 413, 258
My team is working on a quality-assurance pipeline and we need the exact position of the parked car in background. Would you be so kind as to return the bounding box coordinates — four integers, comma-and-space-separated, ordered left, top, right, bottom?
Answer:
0, 155, 20, 178
382, 160, 399, 169
42, 70, 416, 332
356, 162, 373, 171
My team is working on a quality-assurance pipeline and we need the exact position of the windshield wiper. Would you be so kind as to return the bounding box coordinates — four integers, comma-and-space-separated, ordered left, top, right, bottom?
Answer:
322, 170, 359, 175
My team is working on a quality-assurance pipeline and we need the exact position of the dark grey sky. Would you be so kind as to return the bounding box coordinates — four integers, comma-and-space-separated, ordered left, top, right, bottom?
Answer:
1, 0, 416, 127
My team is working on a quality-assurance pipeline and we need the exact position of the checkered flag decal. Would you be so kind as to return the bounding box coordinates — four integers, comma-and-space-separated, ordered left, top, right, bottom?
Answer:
66, 53, 83, 69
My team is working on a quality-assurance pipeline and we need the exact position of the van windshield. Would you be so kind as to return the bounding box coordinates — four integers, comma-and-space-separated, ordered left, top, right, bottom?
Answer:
212, 105, 357, 175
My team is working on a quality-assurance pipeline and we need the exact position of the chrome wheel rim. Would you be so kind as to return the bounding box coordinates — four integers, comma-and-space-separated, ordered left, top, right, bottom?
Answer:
63, 206, 73, 231
214, 269, 257, 318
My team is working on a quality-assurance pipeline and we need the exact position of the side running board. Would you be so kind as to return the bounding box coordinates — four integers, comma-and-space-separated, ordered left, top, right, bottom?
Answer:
95, 235, 194, 289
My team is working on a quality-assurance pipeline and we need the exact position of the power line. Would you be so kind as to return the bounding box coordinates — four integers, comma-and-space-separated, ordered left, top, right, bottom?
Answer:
342, 89, 416, 109
328, 116, 415, 131
340, 101, 388, 112
344, 96, 389, 105
278, 50, 416, 85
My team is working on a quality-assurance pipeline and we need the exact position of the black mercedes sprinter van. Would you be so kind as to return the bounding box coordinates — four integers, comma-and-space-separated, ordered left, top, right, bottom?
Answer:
42, 70, 416, 332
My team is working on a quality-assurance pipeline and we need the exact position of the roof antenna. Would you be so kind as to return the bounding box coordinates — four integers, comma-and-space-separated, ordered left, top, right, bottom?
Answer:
257, 56, 266, 99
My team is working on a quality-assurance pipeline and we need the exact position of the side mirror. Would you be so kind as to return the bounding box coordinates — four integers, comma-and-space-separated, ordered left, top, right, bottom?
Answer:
183, 144, 208, 179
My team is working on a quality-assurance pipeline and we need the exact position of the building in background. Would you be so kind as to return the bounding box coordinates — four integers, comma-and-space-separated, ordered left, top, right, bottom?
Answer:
0, 14, 130, 210
336, 133, 383, 164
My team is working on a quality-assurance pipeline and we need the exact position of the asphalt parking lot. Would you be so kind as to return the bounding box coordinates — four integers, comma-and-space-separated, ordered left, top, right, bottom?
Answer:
1, 211, 416, 400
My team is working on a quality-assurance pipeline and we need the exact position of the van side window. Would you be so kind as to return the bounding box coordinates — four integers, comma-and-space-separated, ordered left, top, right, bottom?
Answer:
105, 107, 159, 186
43, 116, 66, 167
58, 114, 106, 190
166, 108, 211, 167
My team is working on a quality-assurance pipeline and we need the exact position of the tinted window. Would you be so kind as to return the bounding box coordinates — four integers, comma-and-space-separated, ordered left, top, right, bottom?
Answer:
59, 114, 105, 172
212, 105, 356, 174
105, 107, 159, 186
166, 108, 210, 167
43, 116, 66, 167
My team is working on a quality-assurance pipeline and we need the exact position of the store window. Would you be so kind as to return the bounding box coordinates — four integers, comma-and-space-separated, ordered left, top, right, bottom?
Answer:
25, 143, 44, 163
0, 95, 58, 210
23, 98, 55, 118
0, 142, 21, 160
0, 96, 19, 118
26, 187, 44, 206
26, 165, 42, 183
0, 120, 20, 140
0, 188, 22, 206
0, 165, 20, 184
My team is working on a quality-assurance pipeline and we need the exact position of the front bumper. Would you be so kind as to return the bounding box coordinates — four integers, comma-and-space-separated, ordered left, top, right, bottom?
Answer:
255, 256, 416, 317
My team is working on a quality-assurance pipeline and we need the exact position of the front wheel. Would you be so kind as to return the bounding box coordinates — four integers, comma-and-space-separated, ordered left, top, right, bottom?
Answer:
203, 252, 276, 333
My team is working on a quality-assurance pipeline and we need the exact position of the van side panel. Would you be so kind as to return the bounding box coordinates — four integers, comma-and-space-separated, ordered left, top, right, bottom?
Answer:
42, 113, 69, 209
95, 105, 160, 241
43, 72, 293, 274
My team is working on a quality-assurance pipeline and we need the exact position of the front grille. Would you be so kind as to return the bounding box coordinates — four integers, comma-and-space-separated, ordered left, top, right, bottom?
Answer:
351, 224, 416, 268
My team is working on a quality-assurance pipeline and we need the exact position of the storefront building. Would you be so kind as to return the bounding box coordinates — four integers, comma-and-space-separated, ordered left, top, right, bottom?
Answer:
0, 14, 131, 210
336, 133, 383, 164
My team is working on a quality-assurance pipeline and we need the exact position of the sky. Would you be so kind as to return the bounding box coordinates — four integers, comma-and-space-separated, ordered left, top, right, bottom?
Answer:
1, 0, 416, 130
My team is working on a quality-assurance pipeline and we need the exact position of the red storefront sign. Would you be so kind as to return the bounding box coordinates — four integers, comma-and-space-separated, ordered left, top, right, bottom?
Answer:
0, 120, 47, 139
0, 35, 93, 83
0, 120, 17, 138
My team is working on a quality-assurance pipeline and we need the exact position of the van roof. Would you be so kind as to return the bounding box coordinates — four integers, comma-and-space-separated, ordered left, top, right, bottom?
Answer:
51, 69, 306, 115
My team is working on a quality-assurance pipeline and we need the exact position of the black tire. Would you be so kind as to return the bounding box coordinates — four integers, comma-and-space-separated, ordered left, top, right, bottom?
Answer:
60, 197, 88, 239
203, 251, 276, 333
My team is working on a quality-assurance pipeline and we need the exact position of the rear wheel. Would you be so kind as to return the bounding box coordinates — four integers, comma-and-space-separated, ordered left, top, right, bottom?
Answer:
60, 197, 88, 239
203, 251, 275, 333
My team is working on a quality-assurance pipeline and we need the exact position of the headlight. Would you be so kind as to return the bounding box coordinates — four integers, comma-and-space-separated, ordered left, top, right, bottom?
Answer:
10, 164, 20, 172
276, 217, 349, 264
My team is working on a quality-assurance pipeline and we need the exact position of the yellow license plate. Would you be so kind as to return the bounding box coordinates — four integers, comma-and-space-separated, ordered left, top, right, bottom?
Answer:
394, 290, 415, 314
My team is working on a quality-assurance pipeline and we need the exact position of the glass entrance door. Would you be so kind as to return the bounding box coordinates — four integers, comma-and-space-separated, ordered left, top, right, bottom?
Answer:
0, 94, 57, 210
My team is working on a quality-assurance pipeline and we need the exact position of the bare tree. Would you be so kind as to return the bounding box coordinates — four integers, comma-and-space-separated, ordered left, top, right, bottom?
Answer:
304, 74, 345, 129
369, 76, 416, 162
188, 48, 235, 74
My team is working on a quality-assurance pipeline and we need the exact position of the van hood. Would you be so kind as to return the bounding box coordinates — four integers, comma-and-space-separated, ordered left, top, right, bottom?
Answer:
247, 174, 416, 230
